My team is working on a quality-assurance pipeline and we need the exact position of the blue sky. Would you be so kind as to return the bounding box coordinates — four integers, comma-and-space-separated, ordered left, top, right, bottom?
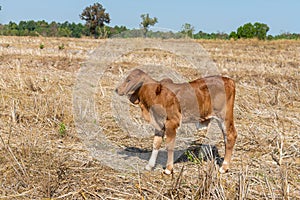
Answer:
0, 0, 299, 35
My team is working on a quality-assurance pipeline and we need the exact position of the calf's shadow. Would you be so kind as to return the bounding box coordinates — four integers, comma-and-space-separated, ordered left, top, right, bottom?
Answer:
118, 142, 223, 169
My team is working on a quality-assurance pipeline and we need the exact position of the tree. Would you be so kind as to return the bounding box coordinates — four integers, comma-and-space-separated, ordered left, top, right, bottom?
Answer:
18, 21, 27, 30
236, 22, 270, 40
18, 21, 28, 36
36, 20, 49, 36
80, 3, 110, 38
237, 23, 255, 39
254, 22, 269, 40
48, 21, 58, 37
229, 31, 238, 40
26, 20, 37, 32
70, 22, 84, 38
111, 25, 128, 36
181, 23, 194, 38
140, 14, 158, 37
58, 27, 71, 37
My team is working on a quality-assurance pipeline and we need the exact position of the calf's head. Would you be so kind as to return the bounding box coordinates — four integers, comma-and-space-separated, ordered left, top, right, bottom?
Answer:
115, 69, 146, 103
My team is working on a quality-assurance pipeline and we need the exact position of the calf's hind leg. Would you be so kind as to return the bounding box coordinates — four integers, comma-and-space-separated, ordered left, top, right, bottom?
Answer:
219, 120, 237, 173
164, 127, 176, 175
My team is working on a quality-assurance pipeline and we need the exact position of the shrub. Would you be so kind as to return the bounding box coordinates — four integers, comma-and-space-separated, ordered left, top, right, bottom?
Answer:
39, 43, 44, 49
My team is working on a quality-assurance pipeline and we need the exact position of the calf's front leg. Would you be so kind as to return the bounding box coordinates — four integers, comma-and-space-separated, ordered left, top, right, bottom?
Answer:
145, 133, 163, 171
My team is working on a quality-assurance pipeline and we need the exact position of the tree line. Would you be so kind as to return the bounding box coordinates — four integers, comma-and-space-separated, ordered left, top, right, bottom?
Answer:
0, 20, 128, 38
0, 2, 299, 40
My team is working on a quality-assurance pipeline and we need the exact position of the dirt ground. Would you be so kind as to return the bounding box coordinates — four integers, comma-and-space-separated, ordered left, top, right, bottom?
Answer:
0, 36, 299, 199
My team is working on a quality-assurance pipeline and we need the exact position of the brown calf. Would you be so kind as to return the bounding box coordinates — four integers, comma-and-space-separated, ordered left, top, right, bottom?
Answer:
115, 69, 237, 174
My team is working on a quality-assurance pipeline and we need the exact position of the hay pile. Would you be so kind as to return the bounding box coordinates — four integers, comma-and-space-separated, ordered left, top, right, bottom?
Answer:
0, 36, 299, 199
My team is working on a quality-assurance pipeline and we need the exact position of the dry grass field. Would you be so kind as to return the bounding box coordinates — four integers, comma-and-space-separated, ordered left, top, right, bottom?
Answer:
0, 36, 299, 199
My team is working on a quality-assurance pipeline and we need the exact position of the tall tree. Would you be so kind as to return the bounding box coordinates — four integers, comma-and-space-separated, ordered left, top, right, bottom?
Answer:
80, 3, 110, 38
140, 14, 158, 37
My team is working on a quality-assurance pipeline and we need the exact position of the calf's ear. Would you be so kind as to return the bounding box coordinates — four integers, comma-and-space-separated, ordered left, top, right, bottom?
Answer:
155, 84, 162, 95
129, 90, 139, 104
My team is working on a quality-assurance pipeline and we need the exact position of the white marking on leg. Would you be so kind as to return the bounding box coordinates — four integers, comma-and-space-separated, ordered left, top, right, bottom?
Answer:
219, 167, 226, 174
145, 149, 159, 171
164, 168, 172, 175
219, 160, 229, 174
149, 149, 159, 167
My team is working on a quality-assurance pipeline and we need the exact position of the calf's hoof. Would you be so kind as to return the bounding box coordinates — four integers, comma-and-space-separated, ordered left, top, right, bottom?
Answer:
219, 166, 228, 174
163, 168, 173, 175
219, 161, 229, 174
145, 164, 153, 171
